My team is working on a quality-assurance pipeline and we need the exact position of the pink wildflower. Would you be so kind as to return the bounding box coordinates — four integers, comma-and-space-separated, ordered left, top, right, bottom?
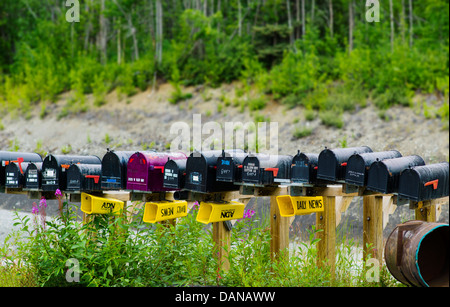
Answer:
55, 189, 62, 198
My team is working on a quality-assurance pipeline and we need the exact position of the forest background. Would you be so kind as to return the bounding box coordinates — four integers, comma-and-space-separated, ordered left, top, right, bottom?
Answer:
0, 0, 448, 128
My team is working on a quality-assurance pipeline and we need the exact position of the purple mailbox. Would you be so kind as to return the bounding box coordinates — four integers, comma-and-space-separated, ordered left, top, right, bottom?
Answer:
126, 151, 187, 192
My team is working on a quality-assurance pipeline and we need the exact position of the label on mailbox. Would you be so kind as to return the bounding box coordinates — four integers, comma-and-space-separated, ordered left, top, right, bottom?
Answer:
277, 195, 324, 217
143, 200, 188, 223
81, 193, 124, 215
196, 201, 245, 224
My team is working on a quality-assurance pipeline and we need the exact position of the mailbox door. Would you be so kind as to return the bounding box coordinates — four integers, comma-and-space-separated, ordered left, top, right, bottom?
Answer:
291, 153, 319, 184
42, 157, 61, 191
242, 156, 261, 184
126, 153, 149, 191
24, 163, 42, 190
5, 162, 28, 188
163, 159, 186, 190
66, 165, 83, 191
101, 151, 135, 190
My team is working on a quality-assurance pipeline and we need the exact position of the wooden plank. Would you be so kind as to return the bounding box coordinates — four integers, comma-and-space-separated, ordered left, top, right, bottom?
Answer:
270, 195, 290, 260
213, 221, 231, 272
335, 196, 354, 226
363, 195, 384, 265
316, 196, 336, 274
415, 200, 442, 222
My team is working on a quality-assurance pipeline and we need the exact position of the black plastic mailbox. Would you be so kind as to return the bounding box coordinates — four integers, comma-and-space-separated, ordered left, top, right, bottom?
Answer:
101, 150, 135, 190
24, 162, 43, 190
185, 149, 244, 193
42, 154, 102, 191
5, 162, 33, 189
290, 151, 319, 184
216, 150, 248, 183
0, 151, 42, 187
366, 155, 426, 194
66, 164, 102, 192
317, 146, 373, 182
241, 154, 293, 185
163, 158, 187, 190
345, 150, 402, 187
398, 162, 449, 202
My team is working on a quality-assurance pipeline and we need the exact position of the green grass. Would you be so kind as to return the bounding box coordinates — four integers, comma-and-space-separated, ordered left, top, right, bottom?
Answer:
0, 198, 402, 287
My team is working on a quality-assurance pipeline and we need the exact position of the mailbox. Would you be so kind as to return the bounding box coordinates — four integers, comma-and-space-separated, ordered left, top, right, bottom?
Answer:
196, 201, 245, 224
366, 155, 425, 194
41, 154, 102, 191
184, 150, 244, 193
276, 195, 324, 217
143, 200, 188, 223
24, 162, 43, 190
126, 151, 187, 192
101, 150, 135, 190
1, 151, 42, 187
216, 150, 248, 183
398, 162, 449, 202
241, 153, 293, 185
345, 150, 402, 186
290, 150, 319, 184
66, 164, 102, 192
317, 146, 373, 182
163, 158, 187, 190
80, 193, 124, 215
5, 161, 33, 189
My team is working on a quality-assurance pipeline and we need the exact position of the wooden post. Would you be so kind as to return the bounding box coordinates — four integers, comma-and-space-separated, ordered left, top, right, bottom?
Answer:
363, 195, 384, 264
270, 195, 290, 260
316, 196, 336, 274
213, 221, 231, 271
415, 200, 442, 222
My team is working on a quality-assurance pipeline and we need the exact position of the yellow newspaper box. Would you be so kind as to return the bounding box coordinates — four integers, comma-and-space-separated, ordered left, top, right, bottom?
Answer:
196, 201, 245, 224
143, 200, 188, 223
276, 195, 324, 217
81, 193, 125, 215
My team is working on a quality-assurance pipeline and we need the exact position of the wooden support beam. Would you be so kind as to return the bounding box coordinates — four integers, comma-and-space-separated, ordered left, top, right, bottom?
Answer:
270, 195, 290, 260
316, 196, 337, 274
213, 221, 231, 272
335, 196, 354, 226
415, 200, 442, 222
363, 195, 385, 264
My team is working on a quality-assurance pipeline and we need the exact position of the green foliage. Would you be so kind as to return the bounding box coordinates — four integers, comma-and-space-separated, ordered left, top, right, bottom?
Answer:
0, 0, 448, 124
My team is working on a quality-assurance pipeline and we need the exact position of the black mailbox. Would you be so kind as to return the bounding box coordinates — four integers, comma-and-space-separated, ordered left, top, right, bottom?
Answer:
24, 162, 43, 190
398, 162, 449, 202
1, 151, 42, 187
242, 154, 293, 185
291, 151, 319, 184
5, 161, 33, 189
185, 149, 244, 193
317, 146, 373, 182
101, 150, 135, 190
366, 155, 425, 194
163, 158, 187, 190
66, 164, 103, 192
216, 150, 248, 183
345, 150, 402, 186
42, 154, 102, 191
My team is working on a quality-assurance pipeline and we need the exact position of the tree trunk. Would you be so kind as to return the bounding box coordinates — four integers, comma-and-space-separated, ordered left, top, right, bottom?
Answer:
238, 0, 242, 37
389, 0, 394, 52
286, 0, 293, 45
329, 0, 333, 38
99, 0, 108, 64
348, 0, 354, 53
156, 0, 163, 65
301, 0, 305, 38
409, 0, 413, 47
